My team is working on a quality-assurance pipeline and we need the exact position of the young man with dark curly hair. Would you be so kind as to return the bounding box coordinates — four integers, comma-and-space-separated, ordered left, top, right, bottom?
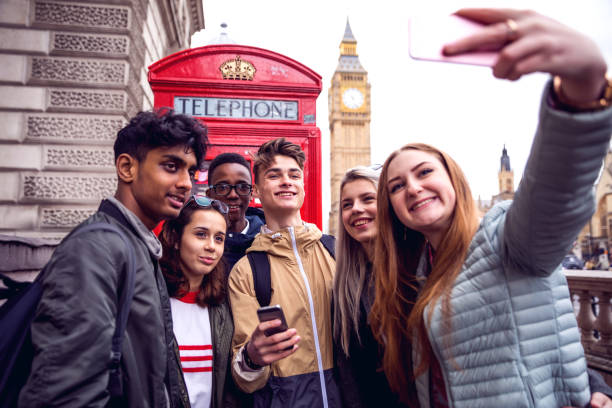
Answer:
20, 109, 208, 407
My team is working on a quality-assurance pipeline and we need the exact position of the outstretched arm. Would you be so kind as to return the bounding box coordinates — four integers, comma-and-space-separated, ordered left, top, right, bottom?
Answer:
446, 9, 612, 275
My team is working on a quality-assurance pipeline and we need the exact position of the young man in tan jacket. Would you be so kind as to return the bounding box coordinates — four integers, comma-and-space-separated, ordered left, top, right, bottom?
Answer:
228, 138, 341, 407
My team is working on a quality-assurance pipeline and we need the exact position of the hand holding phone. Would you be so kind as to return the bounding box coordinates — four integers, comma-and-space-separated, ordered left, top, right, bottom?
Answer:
257, 305, 289, 337
409, 14, 498, 66
245, 305, 298, 366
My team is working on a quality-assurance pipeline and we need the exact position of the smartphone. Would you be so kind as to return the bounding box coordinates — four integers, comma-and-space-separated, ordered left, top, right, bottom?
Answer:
257, 305, 289, 337
409, 14, 498, 66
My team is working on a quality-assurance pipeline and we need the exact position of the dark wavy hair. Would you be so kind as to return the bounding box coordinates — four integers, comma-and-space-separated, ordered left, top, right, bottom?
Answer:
159, 200, 228, 307
114, 108, 209, 168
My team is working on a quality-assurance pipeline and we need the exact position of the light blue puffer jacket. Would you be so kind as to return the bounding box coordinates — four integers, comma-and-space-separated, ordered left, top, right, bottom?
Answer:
415, 84, 612, 408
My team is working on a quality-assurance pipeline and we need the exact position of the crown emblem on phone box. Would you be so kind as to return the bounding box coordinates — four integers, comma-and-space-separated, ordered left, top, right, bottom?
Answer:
219, 56, 256, 80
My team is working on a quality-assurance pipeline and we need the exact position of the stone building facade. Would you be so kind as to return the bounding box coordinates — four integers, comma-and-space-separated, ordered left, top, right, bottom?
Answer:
0, 0, 204, 244
577, 149, 612, 259
328, 20, 371, 235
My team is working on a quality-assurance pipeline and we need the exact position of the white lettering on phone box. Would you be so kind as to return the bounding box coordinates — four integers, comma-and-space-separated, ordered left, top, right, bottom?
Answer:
174, 96, 298, 121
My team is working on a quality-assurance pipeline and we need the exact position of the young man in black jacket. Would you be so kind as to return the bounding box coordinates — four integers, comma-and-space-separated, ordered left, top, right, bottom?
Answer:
19, 109, 208, 407
206, 153, 265, 272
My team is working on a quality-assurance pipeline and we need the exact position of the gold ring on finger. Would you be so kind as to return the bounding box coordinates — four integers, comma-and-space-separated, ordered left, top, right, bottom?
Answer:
505, 18, 519, 42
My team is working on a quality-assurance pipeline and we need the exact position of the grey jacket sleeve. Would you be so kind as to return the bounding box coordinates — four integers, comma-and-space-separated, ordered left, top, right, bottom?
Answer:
503, 82, 612, 276
588, 368, 612, 398
19, 231, 125, 407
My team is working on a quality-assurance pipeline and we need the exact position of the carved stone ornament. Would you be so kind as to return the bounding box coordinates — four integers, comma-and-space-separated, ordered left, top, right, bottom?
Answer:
48, 89, 126, 112
34, 1, 129, 30
219, 56, 256, 80
31, 57, 127, 86
41, 207, 97, 227
23, 174, 116, 201
44, 146, 114, 170
26, 114, 124, 144
52, 32, 129, 55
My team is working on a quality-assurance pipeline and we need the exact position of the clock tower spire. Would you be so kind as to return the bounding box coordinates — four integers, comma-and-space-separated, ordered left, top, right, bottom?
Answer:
328, 18, 371, 235
498, 145, 514, 194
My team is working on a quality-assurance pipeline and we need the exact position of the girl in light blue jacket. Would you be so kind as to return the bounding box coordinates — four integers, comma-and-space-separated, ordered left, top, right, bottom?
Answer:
370, 8, 612, 408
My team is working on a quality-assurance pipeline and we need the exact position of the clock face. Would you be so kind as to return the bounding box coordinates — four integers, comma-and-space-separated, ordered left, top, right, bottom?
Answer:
342, 88, 364, 109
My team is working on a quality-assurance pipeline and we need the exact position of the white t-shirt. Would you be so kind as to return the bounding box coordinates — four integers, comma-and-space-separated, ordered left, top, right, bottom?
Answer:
170, 292, 213, 408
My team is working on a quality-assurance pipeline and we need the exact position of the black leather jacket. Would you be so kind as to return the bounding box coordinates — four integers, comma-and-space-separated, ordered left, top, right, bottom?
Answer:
20, 200, 189, 407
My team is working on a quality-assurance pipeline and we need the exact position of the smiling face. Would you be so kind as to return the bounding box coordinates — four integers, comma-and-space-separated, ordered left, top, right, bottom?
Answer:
207, 162, 252, 231
253, 154, 305, 217
386, 149, 456, 247
178, 208, 227, 290
341, 178, 378, 247
127, 145, 197, 229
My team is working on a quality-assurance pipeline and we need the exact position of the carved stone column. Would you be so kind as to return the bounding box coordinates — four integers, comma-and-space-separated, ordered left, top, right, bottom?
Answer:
594, 292, 612, 354
577, 289, 597, 349
566, 270, 612, 384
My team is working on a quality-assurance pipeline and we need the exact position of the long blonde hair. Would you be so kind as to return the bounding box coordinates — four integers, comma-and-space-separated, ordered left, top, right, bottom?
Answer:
332, 166, 380, 356
369, 143, 478, 404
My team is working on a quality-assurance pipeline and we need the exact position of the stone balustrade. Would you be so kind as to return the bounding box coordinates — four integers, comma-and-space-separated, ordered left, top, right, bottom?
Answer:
565, 269, 612, 385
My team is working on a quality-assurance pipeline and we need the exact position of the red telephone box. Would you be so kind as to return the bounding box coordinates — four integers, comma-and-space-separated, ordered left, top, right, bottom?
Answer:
148, 45, 323, 228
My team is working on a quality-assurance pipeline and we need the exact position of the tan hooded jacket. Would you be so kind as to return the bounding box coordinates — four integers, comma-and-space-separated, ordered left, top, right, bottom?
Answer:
228, 223, 336, 397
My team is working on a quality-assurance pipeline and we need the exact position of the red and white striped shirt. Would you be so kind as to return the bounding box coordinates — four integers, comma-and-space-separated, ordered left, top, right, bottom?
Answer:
170, 291, 213, 408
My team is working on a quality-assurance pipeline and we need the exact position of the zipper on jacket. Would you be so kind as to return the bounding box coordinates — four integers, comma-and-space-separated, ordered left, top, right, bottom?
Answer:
289, 227, 329, 408
424, 304, 454, 408
518, 364, 536, 408
424, 306, 537, 408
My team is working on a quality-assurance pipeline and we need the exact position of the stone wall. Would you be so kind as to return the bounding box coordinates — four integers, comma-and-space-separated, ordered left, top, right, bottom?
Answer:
0, 0, 204, 242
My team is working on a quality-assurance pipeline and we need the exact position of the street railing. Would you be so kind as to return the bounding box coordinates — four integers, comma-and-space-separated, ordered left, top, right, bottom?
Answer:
565, 269, 612, 384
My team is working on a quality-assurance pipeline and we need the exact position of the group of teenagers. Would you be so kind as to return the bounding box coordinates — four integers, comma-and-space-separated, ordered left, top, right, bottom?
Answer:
17, 7, 612, 408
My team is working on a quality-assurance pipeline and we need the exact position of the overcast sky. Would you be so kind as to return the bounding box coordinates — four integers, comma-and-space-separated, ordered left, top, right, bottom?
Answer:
192, 0, 612, 231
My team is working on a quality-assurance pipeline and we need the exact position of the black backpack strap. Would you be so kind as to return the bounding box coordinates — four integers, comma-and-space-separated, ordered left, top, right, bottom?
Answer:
246, 234, 335, 308
247, 251, 271, 307
320, 234, 336, 260
0, 273, 31, 299
71, 222, 136, 398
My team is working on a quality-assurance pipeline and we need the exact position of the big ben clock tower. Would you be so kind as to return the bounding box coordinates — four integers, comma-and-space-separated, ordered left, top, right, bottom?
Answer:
328, 19, 371, 235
